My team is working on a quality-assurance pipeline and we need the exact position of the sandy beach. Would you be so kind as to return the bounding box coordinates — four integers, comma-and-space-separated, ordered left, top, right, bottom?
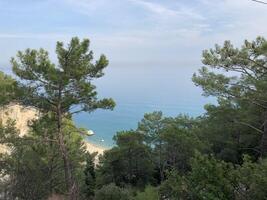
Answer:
83, 140, 108, 155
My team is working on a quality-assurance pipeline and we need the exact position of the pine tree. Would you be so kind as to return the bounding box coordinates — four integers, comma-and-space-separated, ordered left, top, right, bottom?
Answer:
11, 37, 115, 199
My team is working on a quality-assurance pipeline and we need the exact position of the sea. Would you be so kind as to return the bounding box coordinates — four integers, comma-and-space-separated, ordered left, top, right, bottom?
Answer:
73, 64, 214, 147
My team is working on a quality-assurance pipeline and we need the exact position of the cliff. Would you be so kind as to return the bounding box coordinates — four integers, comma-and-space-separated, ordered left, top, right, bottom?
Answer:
0, 104, 39, 136
0, 104, 106, 155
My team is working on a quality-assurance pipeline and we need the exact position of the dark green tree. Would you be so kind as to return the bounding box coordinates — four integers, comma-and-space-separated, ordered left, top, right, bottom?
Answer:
160, 115, 204, 173
0, 71, 19, 106
193, 37, 267, 157
137, 111, 166, 182
94, 184, 130, 200
0, 115, 88, 199
10, 37, 115, 199
138, 113, 203, 181
188, 153, 235, 200
0, 119, 54, 200
137, 111, 165, 144
233, 156, 267, 199
159, 170, 189, 200
97, 131, 155, 188
198, 100, 261, 163
134, 185, 159, 200
83, 152, 97, 199
160, 154, 235, 200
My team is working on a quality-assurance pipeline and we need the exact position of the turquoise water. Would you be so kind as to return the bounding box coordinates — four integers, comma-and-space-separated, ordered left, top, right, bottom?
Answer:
73, 65, 214, 147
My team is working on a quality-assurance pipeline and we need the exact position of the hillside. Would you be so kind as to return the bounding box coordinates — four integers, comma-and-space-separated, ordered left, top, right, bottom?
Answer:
0, 104, 106, 155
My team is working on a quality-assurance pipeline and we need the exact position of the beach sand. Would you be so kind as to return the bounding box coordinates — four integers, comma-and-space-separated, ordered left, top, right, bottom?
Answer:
83, 140, 107, 155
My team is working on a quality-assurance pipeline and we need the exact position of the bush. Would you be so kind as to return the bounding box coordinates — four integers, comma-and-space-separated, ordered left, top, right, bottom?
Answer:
159, 153, 235, 200
234, 156, 267, 199
94, 184, 130, 200
134, 186, 159, 200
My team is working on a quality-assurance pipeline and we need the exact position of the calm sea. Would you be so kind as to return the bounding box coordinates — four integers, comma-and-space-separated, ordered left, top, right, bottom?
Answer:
73, 64, 214, 147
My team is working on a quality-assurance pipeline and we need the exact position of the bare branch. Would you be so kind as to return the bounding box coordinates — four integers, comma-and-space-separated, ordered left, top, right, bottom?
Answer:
234, 120, 263, 134
252, 0, 267, 4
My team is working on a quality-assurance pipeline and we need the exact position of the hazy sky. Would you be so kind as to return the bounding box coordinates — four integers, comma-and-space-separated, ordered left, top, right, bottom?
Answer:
0, 0, 267, 70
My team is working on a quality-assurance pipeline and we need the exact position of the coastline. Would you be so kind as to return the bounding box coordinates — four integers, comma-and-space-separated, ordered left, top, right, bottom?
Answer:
0, 104, 110, 156
83, 139, 109, 155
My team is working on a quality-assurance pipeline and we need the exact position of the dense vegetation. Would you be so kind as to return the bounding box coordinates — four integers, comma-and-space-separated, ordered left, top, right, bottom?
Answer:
1, 37, 267, 199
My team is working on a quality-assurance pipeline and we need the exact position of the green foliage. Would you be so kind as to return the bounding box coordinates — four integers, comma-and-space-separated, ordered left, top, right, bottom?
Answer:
83, 152, 97, 199
2, 36, 267, 199
0, 120, 54, 200
97, 131, 155, 188
234, 156, 267, 199
199, 100, 261, 163
160, 115, 204, 173
188, 153, 235, 200
137, 113, 204, 181
0, 71, 19, 106
159, 171, 189, 200
192, 37, 267, 156
94, 184, 130, 200
9, 37, 115, 198
0, 116, 87, 199
137, 111, 165, 144
97, 113, 204, 190
134, 186, 159, 200
11, 37, 115, 113
160, 154, 235, 200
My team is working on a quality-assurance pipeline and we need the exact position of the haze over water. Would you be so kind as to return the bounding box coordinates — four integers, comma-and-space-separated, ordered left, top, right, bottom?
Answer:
73, 63, 213, 147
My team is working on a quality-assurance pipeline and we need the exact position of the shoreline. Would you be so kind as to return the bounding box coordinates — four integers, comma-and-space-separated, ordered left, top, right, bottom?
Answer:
85, 137, 112, 149
83, 139, 110, 155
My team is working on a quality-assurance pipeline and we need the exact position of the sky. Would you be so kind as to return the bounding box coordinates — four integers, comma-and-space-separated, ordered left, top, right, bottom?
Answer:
0, 0, 267, 71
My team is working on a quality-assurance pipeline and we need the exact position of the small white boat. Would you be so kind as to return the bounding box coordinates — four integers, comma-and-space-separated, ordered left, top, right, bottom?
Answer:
100, 139, 105, 142
86, 130, 95, 136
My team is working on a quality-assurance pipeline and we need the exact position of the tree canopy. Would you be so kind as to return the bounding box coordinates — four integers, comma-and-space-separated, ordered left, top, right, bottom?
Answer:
1, 36, 267, 200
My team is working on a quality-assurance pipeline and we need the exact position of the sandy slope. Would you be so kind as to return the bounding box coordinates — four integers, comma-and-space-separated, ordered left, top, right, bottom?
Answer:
0, 104, 39, 136
83, 141, 106, 155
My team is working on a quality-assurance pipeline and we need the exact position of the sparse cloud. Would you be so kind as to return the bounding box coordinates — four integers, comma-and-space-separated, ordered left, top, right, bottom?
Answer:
128, 0, 205, 20
1, 0, 267, 69
63, 0, 107, 15
128, 0, 179, 16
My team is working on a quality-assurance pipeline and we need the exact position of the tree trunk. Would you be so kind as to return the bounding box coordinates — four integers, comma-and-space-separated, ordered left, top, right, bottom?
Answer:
57, 107, 78, 200
261, 120, 267, 157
